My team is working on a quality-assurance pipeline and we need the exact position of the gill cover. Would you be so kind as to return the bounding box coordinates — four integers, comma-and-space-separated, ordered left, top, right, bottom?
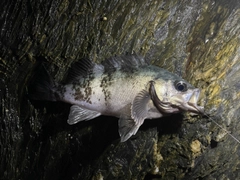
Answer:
149, 81, 179, 113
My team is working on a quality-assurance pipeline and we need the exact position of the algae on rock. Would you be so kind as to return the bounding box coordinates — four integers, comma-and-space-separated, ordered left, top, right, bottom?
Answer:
0, 0, 240, 179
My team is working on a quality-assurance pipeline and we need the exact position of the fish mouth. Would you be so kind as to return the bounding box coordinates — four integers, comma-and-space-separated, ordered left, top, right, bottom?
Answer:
149, 81, 204, 114
183, 88, 204, 114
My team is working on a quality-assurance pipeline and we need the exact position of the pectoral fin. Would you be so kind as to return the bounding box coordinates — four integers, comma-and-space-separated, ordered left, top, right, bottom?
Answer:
118, 90, 151, 142
67, 105, 101, 125
131, 90, 150, 123
118, 117, 141, 142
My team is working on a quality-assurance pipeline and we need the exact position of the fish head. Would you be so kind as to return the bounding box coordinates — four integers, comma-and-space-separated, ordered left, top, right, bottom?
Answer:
150, 79, 204, 114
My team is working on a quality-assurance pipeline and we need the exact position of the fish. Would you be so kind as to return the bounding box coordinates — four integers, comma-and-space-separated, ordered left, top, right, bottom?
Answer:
31, 54, 204, 142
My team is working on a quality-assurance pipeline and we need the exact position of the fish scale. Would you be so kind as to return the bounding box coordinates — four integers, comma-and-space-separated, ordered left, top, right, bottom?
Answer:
31, 54, 203, 142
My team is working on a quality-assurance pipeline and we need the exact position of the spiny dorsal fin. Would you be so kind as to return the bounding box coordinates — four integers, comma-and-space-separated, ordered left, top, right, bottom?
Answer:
65, 54, 148, 83
102, 54, 149, 71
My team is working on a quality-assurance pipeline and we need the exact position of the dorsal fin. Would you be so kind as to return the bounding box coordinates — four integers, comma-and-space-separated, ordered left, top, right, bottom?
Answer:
65, 54, 148, 83
65, 58, 103, 83
102, 54, 149, 71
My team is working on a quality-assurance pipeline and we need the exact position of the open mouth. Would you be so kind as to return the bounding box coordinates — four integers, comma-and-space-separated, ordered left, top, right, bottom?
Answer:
187, 89, 204, 114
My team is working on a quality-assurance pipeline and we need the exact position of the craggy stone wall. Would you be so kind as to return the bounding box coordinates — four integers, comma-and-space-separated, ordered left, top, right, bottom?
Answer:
1, 0, 240, 179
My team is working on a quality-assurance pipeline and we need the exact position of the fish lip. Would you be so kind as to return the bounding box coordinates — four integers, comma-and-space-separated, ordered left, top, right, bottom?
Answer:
172, 88, 204, 114
186, 88, 204, 114
179, 88, 204, 114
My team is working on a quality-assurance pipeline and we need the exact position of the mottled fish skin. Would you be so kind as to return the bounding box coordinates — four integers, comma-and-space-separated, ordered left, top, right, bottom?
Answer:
62, 66, 163, 116
32, 55, 204, 142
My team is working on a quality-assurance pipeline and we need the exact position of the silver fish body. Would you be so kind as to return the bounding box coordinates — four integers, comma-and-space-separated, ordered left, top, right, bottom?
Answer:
34, 55, 204, 142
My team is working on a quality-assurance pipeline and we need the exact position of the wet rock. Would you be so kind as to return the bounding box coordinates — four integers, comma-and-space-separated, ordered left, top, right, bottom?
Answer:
0, 0, 240, 179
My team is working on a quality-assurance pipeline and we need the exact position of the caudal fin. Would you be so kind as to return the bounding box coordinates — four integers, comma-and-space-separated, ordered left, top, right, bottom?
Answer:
28, 65, 59, 101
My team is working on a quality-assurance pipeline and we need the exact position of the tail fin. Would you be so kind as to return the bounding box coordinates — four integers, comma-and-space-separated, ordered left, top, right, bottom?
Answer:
28, 65, 59, 101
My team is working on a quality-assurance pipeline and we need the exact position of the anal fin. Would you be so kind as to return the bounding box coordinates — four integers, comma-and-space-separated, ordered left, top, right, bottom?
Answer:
67, 105, 101, 125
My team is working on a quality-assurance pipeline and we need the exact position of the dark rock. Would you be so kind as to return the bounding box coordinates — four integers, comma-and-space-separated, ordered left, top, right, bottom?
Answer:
1, 0, 240, 179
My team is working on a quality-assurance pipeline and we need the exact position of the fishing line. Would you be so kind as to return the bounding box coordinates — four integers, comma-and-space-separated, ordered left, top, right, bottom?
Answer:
195, 106, 240, 144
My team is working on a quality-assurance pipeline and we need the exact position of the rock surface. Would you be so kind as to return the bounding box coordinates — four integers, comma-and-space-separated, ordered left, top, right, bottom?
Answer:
1, 0, 240, 179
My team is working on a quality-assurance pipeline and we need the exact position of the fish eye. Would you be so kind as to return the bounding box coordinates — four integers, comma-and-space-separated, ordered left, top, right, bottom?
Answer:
174, 81, 188, 92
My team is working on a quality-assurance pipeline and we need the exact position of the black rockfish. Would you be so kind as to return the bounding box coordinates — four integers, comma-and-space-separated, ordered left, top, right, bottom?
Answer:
32, 55, 204, 142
